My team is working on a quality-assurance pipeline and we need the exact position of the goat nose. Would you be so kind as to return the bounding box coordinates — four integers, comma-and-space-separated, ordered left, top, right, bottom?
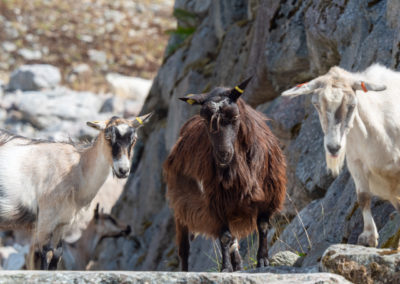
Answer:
119, 168, 129, 175
327, 144, 341, 155
220, 151, 230, 158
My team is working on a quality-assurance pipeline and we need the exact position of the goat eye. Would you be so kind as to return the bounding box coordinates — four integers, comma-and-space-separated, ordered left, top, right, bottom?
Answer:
105, 132, 112, 140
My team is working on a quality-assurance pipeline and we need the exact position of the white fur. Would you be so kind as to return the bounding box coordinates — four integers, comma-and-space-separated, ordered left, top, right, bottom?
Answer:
116, 124, 130, 136
0, 132, 113, 256
283, 64, 400, 247
113, 155, 130, 175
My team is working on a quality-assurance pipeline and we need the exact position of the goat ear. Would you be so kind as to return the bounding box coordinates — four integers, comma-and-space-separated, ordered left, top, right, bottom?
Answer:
179, 93, 206, 105
131, 112, 153, 128
352, 80, 386, 93
94, 203, 100, 220
281, 79, 320, 98
229, 77, 253, 102
87, 120, 107, 131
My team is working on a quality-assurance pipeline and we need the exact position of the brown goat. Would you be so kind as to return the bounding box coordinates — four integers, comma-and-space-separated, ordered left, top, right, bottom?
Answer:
164, 78, 287, 271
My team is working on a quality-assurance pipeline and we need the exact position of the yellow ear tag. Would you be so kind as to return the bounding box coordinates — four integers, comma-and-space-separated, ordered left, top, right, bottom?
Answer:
235, 86, 244, 93
136, 117, 143, 125
186, 99, 196, 105
92, 121, 100, 124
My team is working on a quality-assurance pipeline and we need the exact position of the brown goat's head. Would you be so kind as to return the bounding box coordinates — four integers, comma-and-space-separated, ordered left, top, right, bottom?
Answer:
87, 113, 152, 178
180, 78, 252, 167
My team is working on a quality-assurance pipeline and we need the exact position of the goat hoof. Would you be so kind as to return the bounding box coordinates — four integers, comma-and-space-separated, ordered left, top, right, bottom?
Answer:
257, 257, 269, 267
221, 267, 233, 272
357, 232, 378, 247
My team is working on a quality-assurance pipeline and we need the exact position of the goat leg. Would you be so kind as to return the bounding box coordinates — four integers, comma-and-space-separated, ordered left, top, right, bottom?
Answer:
257, 215, 270, 267
176, 220, 190, 271
357, 191, 378, 247
48, 241, 63, 270
219, 228, 234, 272
229, 238, 243, 271
40, 244, 53, 270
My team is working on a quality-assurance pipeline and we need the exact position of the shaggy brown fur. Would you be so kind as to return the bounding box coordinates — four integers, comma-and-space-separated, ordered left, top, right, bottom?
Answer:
164, 98, 286, 270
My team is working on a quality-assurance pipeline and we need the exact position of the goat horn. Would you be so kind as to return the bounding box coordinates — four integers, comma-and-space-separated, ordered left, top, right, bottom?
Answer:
132, 112, 153, 128
229, 76, 253, 101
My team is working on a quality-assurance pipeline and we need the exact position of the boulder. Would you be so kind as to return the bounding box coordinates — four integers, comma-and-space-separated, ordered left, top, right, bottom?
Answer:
105, 73, 152, 101
0, 245, 29, 270
8, 64, 61, 91
2, 87, 105, 137
321, 244, 400, 284
269, 251, 301, 267
0, 271, 352, 283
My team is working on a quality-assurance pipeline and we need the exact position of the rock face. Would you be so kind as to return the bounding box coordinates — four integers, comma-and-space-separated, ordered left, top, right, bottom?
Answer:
321, 244, 400, 284
92, 0, 400, 273
0, 271, 352, 284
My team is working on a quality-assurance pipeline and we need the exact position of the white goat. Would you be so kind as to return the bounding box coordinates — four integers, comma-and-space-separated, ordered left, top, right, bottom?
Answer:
0, 113, 151, 269
282, 64, 400, 248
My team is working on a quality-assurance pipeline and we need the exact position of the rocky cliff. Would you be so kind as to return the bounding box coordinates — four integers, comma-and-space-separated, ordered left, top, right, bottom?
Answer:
92, 0, 400, 274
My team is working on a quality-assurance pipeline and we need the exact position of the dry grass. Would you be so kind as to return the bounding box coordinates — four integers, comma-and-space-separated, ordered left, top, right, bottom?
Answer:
0, 0, 175, 92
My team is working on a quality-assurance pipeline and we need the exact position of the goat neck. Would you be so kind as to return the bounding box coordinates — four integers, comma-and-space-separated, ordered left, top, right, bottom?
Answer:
78, 134, 112, 206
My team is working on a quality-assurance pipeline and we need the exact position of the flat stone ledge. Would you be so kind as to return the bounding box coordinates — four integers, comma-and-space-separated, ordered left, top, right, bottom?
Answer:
0, 271, 352, 284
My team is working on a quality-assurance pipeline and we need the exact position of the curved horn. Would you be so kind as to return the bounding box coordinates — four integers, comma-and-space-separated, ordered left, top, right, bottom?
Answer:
131, 112, 153, 128
229, 77, 253, 101
281, 78, 321, 98
351, 80, 386, 93
179, 93, 207, 105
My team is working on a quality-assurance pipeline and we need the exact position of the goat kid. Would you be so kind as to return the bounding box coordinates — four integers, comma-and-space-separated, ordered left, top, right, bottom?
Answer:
164, 79, 286, 271
0, 113, 151, 269
61, 203, 131, 270
282, 64, 400, 248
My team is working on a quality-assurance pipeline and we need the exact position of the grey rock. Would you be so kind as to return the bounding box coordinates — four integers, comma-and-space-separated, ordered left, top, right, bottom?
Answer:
321, 244, 400, 284
174, 0, 211, 15
269, 169, 396, 268
123, 100, 143, 118
1, 42, 17, 53
0, 80, 4, 98
105, 73, 151, 101
246, 265, 319, 274
378, 211, 400, 249
100, 96, 125, 114
1, 87, 108, 141
212, 0, 249, 40
88, 49, 107, 64
1, 245, 29, 270
269, 251, 301, 267
17, 49, 42, 61
0, 271, 352, 284
8, 64, 61, 91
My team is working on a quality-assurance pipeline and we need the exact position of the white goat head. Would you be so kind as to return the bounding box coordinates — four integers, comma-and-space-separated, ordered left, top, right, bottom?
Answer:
282, 66, 386, 176
87, 113, 152, 178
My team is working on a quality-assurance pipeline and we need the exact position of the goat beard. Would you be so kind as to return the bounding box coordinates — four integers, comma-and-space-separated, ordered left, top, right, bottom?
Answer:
325, 150, 345, 177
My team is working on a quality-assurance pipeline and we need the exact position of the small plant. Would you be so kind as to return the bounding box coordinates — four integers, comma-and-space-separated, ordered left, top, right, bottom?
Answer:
165, 8, 198, 56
